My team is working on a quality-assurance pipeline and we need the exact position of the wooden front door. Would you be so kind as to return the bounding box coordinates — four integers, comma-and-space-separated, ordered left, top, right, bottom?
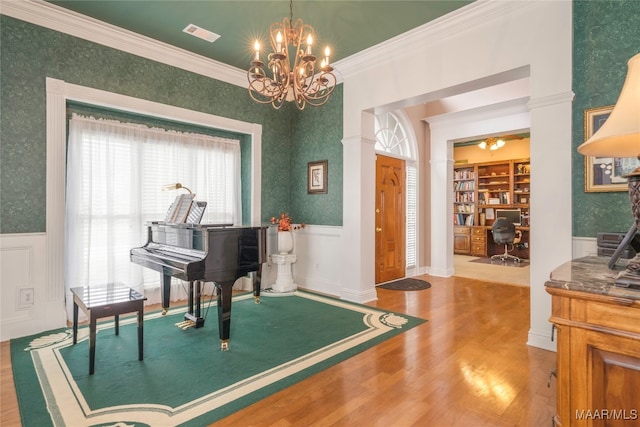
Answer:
375, 155, 406, 284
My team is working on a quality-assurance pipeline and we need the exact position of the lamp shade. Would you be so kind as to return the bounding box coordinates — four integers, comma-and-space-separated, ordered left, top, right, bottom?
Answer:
578, 52, 640, 157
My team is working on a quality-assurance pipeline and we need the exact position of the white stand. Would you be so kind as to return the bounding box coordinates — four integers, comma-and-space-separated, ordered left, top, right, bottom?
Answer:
271, 254, 297, 293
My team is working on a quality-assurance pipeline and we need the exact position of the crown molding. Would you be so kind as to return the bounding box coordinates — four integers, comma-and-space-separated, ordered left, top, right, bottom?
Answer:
528, 91, 575, 110
1, 0, 247, 88
334, 0, 528, 79
2, 0, 520, 90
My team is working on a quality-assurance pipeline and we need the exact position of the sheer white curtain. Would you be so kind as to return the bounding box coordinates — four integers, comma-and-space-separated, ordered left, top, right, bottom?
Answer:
65, 114, 241, 320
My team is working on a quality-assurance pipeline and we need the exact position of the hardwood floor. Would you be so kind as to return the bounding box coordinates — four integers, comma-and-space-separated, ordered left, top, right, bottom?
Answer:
1, 275, 556, 426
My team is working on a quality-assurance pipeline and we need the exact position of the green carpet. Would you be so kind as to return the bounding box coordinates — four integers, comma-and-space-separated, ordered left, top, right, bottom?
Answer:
11, 291, 425, 426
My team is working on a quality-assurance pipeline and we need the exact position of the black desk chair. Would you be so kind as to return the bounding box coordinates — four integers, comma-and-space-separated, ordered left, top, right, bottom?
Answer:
491, 217, 522, 263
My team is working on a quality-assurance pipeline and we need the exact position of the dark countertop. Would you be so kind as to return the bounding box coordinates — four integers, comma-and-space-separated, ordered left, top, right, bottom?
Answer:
545, 256, 640, 301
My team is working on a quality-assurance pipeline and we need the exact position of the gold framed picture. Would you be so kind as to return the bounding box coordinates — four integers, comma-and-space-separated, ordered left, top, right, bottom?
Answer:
584, 105, 639, 192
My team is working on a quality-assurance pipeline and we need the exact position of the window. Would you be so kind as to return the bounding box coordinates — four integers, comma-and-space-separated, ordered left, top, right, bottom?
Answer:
65, 114, 240, 319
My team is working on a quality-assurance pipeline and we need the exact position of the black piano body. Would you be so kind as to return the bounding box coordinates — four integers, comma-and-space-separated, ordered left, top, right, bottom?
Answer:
130, 222, 267, 350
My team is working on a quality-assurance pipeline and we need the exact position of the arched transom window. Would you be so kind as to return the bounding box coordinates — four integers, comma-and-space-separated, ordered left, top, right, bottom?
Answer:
374, 111, 415, 159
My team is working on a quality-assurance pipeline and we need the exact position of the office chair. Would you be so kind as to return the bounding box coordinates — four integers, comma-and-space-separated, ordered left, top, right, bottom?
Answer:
491, 217, 522, 263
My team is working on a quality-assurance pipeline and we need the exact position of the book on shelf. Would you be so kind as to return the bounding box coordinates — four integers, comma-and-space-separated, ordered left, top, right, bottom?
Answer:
455, 192, 474, 203
454, 181, 475, 191
454, 213, 474, 226
465, 214, 474, 226
454, 169, 475, 180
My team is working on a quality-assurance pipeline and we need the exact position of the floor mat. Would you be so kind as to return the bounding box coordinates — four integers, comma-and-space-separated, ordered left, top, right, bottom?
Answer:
469, 257, 529, 267
377, 278, 431, 291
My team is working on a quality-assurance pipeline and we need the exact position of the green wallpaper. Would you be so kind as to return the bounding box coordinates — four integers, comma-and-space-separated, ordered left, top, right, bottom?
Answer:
0, 15, 343, 233
289, 87, 344, 226
572, 0, 640, 237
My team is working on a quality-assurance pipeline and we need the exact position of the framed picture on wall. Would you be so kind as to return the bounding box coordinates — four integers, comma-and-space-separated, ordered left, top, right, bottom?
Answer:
308, 160, 328, 194
584, 106, 640, 192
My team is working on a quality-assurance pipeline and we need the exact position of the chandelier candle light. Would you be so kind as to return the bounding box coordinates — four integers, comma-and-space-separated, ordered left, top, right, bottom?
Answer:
248, 0, 336, 110
578, 52, 640, 288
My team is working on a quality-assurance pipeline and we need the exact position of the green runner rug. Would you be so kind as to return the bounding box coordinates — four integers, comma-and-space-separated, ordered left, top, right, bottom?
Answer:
11, 291, 425, 426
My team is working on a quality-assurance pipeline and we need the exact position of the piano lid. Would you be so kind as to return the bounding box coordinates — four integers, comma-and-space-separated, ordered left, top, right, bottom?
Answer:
147, 221, 234, 229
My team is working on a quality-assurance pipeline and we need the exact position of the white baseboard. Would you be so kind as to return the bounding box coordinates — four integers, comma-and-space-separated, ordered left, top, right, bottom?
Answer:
406, 266, 429, 277
527, 328, 557, 352
340, 287, 378, 304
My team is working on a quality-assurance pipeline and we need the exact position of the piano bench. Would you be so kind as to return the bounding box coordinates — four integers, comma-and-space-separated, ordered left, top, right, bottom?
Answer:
70, 284, 147, 375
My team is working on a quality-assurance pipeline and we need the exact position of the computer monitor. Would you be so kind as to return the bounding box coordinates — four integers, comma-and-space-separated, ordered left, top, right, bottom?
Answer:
495, 208, 521, 225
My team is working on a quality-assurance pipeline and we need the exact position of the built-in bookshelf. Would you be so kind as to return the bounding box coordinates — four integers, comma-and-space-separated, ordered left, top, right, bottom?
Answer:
513, 160, 530, 226
453, 159, 531, 255
477, 162, 511, 206
453, 164, 475, 226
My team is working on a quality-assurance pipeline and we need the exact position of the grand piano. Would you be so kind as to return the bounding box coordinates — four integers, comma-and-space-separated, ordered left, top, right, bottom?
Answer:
130, 221, 267, 350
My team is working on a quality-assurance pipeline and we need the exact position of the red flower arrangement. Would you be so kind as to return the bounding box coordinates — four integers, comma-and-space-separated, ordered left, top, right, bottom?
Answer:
270, 213, 305, 232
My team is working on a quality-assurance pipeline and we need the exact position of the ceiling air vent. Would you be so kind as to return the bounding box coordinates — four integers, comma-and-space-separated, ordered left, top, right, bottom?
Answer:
182, 24, 220, 43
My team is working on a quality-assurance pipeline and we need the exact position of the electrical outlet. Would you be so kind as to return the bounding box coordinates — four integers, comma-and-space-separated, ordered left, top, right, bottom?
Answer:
18, 288, 34, 309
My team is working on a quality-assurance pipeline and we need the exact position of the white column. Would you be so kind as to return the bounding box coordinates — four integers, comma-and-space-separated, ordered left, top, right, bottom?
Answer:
526, 92, 574, 351
429, 137, 455, 277
340, 111, 377, 303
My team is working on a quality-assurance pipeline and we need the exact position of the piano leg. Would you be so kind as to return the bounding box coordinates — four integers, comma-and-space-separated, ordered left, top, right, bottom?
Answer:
161, 274, 171, 315
195, 280, 202, 320
215, 282, 233, 351
253, 264, 263, 304
183, 281, 205, 328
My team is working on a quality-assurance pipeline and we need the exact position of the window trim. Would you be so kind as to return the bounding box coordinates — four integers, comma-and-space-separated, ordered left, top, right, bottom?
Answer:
45, 77, 262, 302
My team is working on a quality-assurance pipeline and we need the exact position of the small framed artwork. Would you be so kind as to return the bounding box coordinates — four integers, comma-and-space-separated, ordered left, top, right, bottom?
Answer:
308, 160, 328, 194
584, 106, 640, 192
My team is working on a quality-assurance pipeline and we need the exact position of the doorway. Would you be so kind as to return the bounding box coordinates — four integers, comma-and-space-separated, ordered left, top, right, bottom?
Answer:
452, 134, 531, 286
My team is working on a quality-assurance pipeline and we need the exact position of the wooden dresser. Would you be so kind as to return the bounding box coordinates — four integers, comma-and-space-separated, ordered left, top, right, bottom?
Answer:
545, 257, 640, 427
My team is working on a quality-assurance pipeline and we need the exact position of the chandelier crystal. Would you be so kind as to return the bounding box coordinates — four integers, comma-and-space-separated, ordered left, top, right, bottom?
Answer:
248, 0, 336, 110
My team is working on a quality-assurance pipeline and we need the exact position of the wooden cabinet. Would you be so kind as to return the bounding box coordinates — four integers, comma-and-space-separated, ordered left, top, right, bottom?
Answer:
470, 226, 487, 256
453, 225, 471, 254
546, 257, 640, 427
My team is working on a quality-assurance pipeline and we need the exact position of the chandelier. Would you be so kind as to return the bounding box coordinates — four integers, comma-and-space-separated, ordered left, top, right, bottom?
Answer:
248, 0, 336, 110
478, 137, 505, 150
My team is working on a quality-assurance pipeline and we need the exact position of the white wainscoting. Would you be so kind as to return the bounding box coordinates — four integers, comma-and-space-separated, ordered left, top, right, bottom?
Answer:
573, 236, 598, 258
0, 233, 66, 341
290, 225, 343, 296
0, 230, 604, 341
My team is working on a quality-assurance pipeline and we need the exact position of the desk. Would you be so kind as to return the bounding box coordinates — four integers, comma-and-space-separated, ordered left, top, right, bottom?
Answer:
471, 226, 530, 259
71, 284, 147, 375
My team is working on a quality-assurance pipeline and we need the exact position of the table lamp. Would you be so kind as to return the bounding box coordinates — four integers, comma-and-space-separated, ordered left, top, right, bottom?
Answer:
578, 52, 640, 287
